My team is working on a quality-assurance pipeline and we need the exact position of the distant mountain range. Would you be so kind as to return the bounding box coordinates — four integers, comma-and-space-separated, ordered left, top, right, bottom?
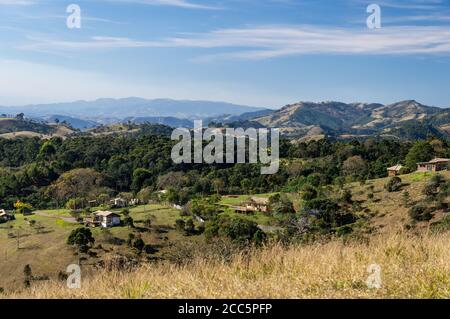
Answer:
1, 98, 450, 140
239, 100, 450, 140
0, 97, 263, 121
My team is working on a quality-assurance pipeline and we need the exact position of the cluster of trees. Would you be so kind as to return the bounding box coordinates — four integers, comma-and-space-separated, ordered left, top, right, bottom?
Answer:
0, 125, 448, 211
409, 174, 450, 222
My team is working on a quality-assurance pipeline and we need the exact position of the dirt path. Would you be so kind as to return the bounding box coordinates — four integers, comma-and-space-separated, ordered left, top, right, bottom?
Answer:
33, 211, 78, 223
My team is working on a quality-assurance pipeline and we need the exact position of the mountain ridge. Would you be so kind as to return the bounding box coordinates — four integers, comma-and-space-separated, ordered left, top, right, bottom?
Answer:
0, 97, 266, 121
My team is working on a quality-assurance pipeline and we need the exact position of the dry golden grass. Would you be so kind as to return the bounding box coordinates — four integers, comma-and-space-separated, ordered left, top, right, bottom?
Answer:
5, 230, 450, 299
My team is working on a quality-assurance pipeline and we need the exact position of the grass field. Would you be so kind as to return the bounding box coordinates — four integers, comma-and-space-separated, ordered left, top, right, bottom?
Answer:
0, 204, 188, 292
6, 231, 450, 299
3, 171, 450, 298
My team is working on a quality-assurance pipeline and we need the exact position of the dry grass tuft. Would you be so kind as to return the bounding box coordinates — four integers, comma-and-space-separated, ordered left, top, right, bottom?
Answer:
5, 230, 450, 299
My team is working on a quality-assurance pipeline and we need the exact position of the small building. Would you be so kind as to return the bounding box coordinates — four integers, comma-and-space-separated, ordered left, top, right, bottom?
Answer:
92, 211, 121, 228
88, 200, 97, 207
417, 158, 450, 172
233, 206, 253, 214
110, 198, 128, 208
0, 209, 14, 222
387, 164, 404, 177
247, 197, 270, 213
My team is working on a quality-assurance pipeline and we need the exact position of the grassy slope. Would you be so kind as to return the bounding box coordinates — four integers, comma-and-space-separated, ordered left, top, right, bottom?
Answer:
349, 171, 450, 234
6, 232, 450, 298
0, 204, 188, 291
4, 172, 450, 298
0, 120, 74, 139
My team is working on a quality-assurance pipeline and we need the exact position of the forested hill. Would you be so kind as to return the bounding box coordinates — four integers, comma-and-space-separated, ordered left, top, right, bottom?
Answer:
0, 124, 446, 211
228, 100, 450, 140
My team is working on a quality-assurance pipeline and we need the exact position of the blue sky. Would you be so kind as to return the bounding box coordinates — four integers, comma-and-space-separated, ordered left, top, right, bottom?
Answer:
0, 0, 449, 108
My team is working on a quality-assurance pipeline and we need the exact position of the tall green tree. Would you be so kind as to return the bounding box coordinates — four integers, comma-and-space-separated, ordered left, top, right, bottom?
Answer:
405, 141, 434, 171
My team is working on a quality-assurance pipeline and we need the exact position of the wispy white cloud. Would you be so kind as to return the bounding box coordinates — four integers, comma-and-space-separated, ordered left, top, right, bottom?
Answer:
0, 0, 35, 4
20, 25, 450, 59
105, 0, 220, 10
356, 0, 445, 10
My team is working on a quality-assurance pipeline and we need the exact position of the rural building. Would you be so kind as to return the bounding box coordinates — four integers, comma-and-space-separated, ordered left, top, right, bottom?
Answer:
89, 211, 121, 228
417, 158, 450, 172
233, 206, 253, 214
88, 200, 97, 207
111, 198, 128, 208
247, 197, 270, 213
387, 164, 404, 176
229, 196, 271, 214
0, 209, 14, 222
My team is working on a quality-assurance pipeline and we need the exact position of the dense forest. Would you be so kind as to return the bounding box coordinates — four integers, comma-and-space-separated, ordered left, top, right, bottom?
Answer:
0, 124, 447, 212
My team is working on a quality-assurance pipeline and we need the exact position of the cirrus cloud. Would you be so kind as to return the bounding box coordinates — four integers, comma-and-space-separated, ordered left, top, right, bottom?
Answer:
20, 24, 450, 60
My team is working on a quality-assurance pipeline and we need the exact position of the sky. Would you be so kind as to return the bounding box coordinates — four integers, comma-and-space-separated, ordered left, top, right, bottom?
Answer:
0, 0, 449, 108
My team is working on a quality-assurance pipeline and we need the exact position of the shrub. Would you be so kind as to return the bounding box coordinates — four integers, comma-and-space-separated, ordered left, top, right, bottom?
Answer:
123, 216, 134, 228
271, 195, 296, 217
341, 189, 353, 205
132, 237, 145, 254
205, 216, 265, 245
408, 205, 433, 222
422, 183, 438, 197
185, 219, 196, 235
430, 174, 444, 187
301, 185, 317, 201
431, 214, 450, 233
175, 219, 186, 232
335, 225, 354, 237
402, 191, 411, 208
385, 177, 402, 192
67, 227, 95, 253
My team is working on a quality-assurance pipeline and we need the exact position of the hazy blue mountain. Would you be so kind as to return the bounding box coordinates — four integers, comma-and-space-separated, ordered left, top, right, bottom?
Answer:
45, 115, 99, 130
240, 100, 449, 140
123, 116, 194, 128
0, 98, 264, 120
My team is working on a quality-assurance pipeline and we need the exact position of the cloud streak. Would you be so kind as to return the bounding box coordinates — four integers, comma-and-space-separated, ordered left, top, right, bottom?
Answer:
0, 0, 35, 4
21, 25, 450, 59
106, 0, 219, 10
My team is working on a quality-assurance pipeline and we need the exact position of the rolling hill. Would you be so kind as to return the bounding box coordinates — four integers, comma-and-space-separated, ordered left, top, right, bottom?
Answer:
0, 98, 264, 121
243, 100, 450, 140
2, 99, 450, 140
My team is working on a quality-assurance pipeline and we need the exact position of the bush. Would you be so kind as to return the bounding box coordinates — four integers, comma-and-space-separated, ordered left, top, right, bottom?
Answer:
185, 219, 196, 235
385, 177, 402, 192
175, 219, 186, 232
132, 237, 145, 254
422, 183, 438, 197
301, 185, 317, 201
402, 191, 411, 208
67, 227, 95, 252
335, 225, 354, 237
123, 216, 134, 228
205, 216, 266, 245
408, 205, 433, 222
430, 174, 445, 186
271, 194, 295, 217
431, 214, 450, 233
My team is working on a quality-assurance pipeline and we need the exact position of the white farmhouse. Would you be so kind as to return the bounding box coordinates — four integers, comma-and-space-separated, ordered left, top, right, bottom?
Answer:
93, 211, 121, 228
